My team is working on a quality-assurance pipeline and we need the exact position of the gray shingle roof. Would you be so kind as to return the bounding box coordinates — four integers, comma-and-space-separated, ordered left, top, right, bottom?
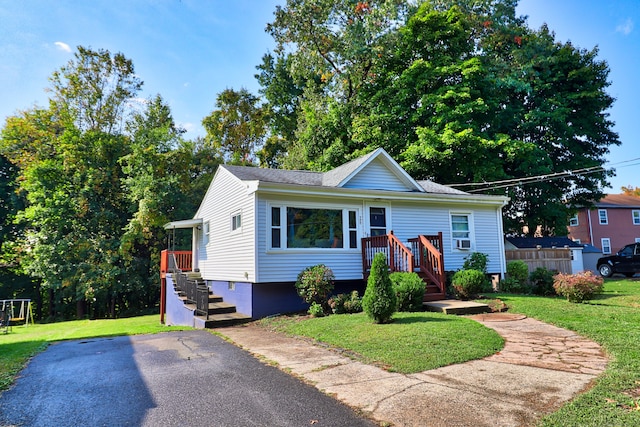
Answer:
222, 165, 323, 186
221, 149, 470, 196
417, 180, 469, 195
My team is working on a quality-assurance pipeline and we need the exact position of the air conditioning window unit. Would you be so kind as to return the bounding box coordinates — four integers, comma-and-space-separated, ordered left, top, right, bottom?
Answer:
455, 239, 472, 249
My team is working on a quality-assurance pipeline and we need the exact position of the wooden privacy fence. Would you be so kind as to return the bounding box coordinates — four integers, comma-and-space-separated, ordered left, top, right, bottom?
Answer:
505, 248, 572, 274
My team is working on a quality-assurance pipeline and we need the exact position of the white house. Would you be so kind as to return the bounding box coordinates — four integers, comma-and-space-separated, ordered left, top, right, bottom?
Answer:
162, 148, 509, 322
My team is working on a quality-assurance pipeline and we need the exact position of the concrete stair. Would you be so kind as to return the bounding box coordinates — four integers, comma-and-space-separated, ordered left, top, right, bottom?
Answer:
173, 271, 251, 328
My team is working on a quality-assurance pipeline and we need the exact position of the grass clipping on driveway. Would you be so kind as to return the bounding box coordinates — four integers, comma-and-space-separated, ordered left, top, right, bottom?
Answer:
260, 311, 504, 373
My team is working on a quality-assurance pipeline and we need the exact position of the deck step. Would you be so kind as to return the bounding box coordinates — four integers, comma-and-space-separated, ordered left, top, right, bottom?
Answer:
423, 299, 490, 315
207, 301, 237, 315
195, 312, 252, 328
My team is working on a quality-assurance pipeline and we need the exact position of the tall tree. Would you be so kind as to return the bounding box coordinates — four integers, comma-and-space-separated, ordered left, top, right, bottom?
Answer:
258, 0, 620, 235
0, 47, 140, 318
202, 88, 266, 165
48, 46, 143, 134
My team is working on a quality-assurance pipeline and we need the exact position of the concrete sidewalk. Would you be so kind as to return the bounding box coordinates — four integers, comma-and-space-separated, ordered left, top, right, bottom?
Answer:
218, 313, 608, 427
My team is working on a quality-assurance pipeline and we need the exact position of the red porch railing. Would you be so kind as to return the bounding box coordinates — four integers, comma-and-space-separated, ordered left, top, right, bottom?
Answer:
408, 233, 446, 300
160, 250, 193, 277
361, 231, 413, 276
362, 232, 446, 301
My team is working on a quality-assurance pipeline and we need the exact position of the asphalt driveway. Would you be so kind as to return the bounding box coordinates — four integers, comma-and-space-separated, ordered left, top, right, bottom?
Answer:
0, 330, 374, 427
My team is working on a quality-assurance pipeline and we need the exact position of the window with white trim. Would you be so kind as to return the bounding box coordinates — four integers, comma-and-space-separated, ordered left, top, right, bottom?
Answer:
601, 238, 611, 255
451, 213, 472, 250
203, 221, 210, 245
633, 210, 640, 225
569, 215, 579, 227
598, 209, 608, 225
231, 212, 242, 231
573, 239, 581, 244
269, 205, 359, 250
271, 207, 281, 248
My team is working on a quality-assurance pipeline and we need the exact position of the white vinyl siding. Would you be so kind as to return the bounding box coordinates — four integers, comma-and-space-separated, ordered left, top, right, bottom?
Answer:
341, 158, 411, 191
196, 168, 256, 282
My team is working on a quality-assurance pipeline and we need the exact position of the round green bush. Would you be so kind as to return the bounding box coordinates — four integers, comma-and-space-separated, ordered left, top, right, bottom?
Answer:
363, 252, 397, 323
530, 267, 556, 296
507, 260, 529, 283
390, 272, 426, 312
452, 269, 487, 299
463, 252, 489, 273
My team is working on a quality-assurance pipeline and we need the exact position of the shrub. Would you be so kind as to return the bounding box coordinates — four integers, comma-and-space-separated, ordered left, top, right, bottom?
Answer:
553, 271, 604, 303
530, 267, 557, 296
343, 291, 363, 313
499, 277, 529, 294
308, 302, 325, 317
362, 252, 397, 323
507, 260, 529, 283
463, 252, 489, 273
451, 269, 487, 299
295, 264, 335, 314
390, 272, 426, 312
329, 291, 363, 314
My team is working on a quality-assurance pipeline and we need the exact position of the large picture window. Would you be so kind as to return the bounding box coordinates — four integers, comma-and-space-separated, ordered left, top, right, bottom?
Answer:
287, 207, 343, 248
269, 205, 358, 250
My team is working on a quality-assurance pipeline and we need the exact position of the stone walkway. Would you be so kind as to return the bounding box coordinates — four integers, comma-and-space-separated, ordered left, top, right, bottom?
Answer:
218, 313, 608, 427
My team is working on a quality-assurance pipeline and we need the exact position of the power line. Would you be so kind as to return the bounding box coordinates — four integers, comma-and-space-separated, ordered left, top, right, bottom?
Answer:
446, 157, 640, 193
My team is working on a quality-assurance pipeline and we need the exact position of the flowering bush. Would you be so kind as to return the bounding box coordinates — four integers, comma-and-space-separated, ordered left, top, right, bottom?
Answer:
295, 264, 335, 314
553, 271, 604, 303
329, 291, 363, 314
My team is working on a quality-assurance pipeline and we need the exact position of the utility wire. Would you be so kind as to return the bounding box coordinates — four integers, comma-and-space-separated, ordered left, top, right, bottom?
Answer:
447, 157, 640, 193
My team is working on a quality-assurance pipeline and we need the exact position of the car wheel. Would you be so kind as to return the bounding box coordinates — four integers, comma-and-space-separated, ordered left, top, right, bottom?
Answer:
599, 264, 613, 278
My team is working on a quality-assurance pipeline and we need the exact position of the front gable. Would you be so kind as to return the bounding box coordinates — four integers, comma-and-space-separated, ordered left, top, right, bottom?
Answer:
323, 148, 424, 192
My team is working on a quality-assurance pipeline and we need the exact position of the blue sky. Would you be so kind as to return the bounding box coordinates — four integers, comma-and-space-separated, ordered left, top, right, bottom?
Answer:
1, 0, 638, 192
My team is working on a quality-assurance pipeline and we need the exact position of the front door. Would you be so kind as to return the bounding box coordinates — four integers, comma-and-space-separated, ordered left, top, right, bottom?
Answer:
366, 204, 389, 237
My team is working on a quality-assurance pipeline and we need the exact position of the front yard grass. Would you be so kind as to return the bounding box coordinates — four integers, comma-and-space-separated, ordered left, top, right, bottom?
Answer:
259, 311, 504, 373
0, 314, 189, 392
496, 278, 640, 426
265, 278, 640, 426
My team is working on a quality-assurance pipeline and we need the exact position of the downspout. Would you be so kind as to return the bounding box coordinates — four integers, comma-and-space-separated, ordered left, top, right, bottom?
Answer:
497, 201, 508, 279
587, 208, 594, 246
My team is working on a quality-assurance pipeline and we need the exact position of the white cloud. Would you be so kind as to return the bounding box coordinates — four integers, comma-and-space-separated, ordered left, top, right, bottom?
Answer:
616, 18, 634, 35
54, 41, 71, 52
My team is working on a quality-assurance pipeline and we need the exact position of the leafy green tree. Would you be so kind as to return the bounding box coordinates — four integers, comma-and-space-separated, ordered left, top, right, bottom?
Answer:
48, 46, 142, 133
363, 252, 396, 323
202, 88, 266, 165
255, 53, 306, 167
259, 0, 619, 236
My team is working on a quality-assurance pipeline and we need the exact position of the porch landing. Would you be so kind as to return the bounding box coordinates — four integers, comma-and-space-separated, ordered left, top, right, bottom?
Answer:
423, 299, 491, 315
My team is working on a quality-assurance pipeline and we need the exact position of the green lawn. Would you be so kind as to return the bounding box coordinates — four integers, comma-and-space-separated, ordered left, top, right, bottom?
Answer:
0, 315, 190, 391
495, 279, 640, 426
4, 280, 640, 426
263, 278, 640, 426
259, 311, 504, 373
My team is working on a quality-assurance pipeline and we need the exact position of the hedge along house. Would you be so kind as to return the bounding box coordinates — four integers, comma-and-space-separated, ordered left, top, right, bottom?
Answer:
160, 148, 509, 327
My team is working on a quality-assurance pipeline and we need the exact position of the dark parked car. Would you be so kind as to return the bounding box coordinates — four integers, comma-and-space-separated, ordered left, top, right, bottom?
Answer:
597, 243, 640, 278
